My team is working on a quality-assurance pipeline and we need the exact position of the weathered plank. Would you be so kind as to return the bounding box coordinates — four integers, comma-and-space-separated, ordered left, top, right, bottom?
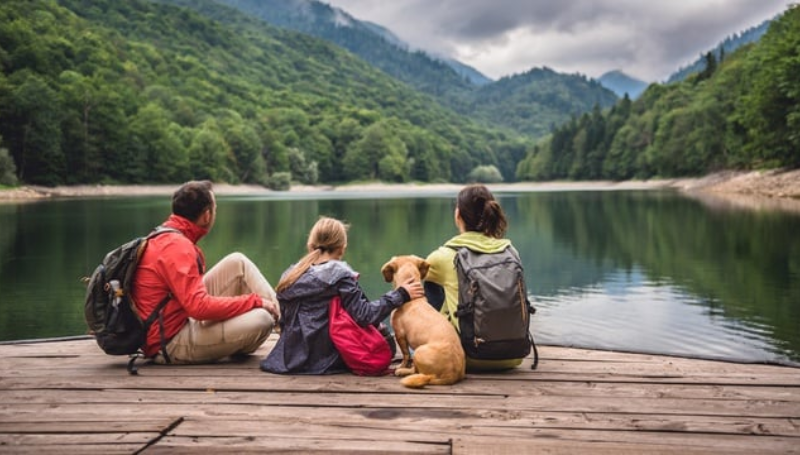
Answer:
0, 418, 177, 434
0, 433, 151, 453
1, 402, 798, 437
159, 420, 798, 454
148, 436, 450, 454
452, 438, 795, 455
2, 387, 799, 419
3, 381, 797, 406
0, 337, 797, 454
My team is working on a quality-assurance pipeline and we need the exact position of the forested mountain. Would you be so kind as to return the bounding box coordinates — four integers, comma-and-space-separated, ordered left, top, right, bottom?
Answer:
0, 0, 530, 187
170, 0, 479, 103
469, 67, 618, 138
517, 6, 800, 181
667, 18, 772, 83
2, 0, 793, 189
212, 0, 493, 86
352, 15, 492, 85
176, 0, 615, 138
598, 70, 649, 99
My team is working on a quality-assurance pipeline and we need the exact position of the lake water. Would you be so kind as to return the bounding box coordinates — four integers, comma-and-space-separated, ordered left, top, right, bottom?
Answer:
1, 189, 798, 366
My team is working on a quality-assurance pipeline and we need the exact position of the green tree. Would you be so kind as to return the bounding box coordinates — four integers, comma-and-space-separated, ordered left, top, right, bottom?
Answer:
319, 116, 363, 182
7, 72, 65, 185
343, 121, 408, 181
217, 110, 267, 184
402, 128, 451, 182
695, 51, 718, 83
57, 70, 103, 183
187, 120, 229, 181
267, 171, 291, 191
378, 148, 409, 182
467, 164, 504, 183
0, 142, 18, 186
129, 103, 189, 183
287, 147, 319, 185
738, 6, 800, 167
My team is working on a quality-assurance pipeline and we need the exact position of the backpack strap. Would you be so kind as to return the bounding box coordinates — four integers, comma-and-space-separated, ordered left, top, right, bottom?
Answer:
525, 296, 539, 370
528, 329, 539, 370
126, 226, 183, 375
127, 293, 172, 375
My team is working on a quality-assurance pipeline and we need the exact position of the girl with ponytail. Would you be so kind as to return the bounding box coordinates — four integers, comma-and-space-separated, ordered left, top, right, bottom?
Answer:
261, 217, 423, 375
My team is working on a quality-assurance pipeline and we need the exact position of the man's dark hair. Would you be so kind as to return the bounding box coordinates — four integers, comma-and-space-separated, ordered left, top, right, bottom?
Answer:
172, 180, 214, 222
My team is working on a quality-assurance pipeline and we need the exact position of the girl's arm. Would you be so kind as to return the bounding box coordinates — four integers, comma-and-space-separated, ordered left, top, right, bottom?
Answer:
337, 276, 408, 327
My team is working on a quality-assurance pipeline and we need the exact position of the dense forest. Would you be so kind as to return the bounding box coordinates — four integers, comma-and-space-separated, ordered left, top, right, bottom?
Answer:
517, 5, 800, 181
0, 0, 797, 188
168, 0, 617, 139
0, 0, 530, 187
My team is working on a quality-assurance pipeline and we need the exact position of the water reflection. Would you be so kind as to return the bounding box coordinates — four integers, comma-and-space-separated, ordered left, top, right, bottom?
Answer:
508, 191, 800, 365
534, 269, 780, 363
0, 190, 797, 366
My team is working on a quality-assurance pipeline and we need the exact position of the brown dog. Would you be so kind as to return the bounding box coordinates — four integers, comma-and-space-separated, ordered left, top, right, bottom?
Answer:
381, 255, 465, 388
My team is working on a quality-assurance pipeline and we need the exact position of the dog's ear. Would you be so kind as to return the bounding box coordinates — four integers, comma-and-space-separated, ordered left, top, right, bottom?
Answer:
380, 258, 397, 282
418, 258, 430, 280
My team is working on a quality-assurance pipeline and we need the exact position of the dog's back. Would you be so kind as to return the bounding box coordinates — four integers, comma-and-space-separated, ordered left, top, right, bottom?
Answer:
391, 298, 461, 350
384, 255, 466, 388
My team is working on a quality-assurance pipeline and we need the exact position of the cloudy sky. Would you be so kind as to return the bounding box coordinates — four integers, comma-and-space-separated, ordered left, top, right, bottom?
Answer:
323, 0, 792, 82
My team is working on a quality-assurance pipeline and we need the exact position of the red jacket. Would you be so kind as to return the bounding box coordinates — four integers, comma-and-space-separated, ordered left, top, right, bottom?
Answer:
131, 214, 261, 357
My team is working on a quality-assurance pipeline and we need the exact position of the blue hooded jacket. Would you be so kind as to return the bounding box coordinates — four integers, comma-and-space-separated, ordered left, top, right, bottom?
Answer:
260, 260, 408, 375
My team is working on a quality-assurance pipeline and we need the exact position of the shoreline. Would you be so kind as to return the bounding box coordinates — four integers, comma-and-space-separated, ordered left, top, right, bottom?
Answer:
0, 179, 686, 199
2, 169, 799, 207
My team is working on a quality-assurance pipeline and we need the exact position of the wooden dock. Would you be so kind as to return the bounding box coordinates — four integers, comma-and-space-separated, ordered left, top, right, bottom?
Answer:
0, 335, 798, 454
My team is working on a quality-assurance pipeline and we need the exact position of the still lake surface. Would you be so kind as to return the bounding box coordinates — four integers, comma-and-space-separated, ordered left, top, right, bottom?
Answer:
1, 189, 798, 366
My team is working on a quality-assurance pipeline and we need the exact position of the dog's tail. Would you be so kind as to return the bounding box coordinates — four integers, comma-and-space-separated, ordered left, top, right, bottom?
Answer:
400, 373, 435, 389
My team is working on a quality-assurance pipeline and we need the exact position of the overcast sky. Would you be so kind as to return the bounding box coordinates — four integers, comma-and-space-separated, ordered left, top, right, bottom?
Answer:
322, 0, 793, 82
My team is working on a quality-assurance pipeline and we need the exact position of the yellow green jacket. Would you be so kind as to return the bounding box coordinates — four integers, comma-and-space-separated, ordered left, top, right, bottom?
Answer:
425, 231, 523, 371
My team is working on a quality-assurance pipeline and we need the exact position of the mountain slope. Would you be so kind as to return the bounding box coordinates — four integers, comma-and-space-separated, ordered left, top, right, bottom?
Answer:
666, 17, 773, 83
598, 70, 648, 99
517, 5, 800, 181
470, 68, 619, 138
0, 0, 526, 186
357, 19, 492, 86
194, 0, 481, 98
181, 0, 612, 139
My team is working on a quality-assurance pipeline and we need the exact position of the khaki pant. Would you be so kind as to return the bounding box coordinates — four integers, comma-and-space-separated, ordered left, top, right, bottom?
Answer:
156, 252, 276, 364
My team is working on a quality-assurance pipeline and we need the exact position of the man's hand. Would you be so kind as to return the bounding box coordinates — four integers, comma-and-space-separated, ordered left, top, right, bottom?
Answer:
260, 297, 280, 321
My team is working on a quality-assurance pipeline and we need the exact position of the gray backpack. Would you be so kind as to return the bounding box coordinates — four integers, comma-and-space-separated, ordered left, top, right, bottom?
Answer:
453, 245, 539, 369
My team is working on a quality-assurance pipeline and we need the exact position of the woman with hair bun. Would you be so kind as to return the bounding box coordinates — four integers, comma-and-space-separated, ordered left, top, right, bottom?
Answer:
424, 184, 527, 371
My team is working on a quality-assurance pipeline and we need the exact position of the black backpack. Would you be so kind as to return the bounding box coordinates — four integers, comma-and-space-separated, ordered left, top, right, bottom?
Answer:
453, 245, 539, 369
83, 226, 178, 374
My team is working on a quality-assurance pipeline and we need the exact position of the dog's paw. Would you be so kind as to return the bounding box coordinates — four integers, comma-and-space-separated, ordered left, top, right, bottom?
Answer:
394, 367, 414, 377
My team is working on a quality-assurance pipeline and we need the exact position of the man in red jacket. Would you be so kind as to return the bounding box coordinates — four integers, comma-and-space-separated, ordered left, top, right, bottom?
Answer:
131, 180, 280, 364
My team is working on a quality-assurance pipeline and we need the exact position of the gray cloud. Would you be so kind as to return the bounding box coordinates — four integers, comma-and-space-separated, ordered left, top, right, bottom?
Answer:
325, 0, 792, 81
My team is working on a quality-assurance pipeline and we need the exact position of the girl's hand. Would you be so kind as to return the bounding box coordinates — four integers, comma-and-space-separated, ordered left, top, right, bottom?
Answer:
400, 277, 424, 300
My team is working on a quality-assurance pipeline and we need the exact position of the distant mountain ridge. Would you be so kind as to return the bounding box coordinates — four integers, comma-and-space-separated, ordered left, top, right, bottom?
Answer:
472, 67, 618, 138
357, 18, 493, 86
666, 17, 774, 83
166, 0, 617, 139
598, 70, 648, 99
206, 0, 484, 94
